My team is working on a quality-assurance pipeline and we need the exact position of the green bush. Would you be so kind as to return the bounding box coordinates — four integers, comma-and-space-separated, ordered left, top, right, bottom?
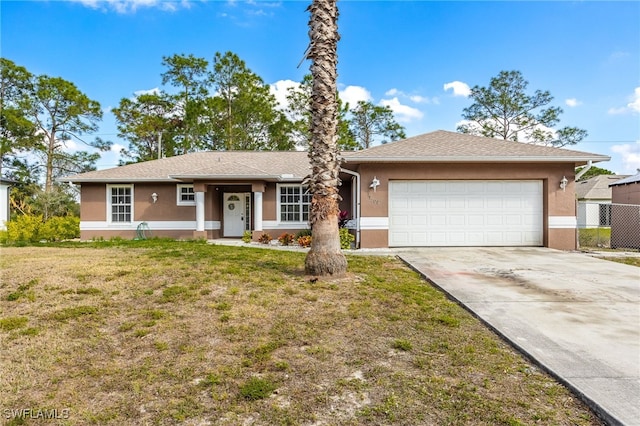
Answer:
4, 214, 80, 243
242, 230, 253, 243
295, 229, 312, 239
40, 216, 80, 241
339, 228, 355, 249
6, 214, 44, 243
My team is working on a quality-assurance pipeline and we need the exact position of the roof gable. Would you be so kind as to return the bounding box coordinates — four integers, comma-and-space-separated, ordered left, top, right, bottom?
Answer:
576, 174, 629, 200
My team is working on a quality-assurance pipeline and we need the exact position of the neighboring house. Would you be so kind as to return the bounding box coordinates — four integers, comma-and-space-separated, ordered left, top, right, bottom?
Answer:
610, 170, 640, 204
59, 130, 610, 250
0, 179, 15, 231
575, 174, 629, 228
609, 171, 640, 249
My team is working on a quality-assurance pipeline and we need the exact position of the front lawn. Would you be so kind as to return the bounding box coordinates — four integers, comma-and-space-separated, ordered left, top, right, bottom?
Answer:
0, 240, 602, 425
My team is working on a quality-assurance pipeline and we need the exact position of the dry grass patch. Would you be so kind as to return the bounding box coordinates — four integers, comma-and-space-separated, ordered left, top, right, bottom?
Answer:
0, 240, 603, 425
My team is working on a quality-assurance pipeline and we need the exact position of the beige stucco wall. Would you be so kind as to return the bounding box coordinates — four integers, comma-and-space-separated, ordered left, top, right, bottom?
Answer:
348, 162, 577, 250
79, 182, 276, 240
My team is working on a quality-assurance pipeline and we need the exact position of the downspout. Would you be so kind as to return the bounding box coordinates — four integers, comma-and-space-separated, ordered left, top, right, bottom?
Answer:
575, 160, 593, 181
341, 168, 361, 248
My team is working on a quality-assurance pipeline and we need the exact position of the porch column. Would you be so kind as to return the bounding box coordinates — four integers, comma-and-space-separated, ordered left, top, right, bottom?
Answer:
253, 191, 263, 232
195, 191, 205, 232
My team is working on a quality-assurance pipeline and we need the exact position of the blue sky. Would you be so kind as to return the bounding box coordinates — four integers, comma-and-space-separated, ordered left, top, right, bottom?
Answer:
2, 0, 639, 174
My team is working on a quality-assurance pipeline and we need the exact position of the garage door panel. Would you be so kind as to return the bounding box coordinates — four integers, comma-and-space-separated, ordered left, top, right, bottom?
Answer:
389, 180, 543, 247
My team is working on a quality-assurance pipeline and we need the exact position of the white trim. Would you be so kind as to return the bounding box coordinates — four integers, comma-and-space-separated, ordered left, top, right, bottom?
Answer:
195, 191, 205, 232
276, 183, 311, 224
262, 221, 310, 231
360, 217, 389, 230
106, 184, 134, 224
549, 216, 577, 229
81, 221, 220, 231
176, 184, 196, 206
254, 191, 263, 231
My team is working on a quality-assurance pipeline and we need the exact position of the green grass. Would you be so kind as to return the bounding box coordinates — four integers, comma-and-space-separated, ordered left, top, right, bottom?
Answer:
578, 228, 611, 248
0, 240, 603, 425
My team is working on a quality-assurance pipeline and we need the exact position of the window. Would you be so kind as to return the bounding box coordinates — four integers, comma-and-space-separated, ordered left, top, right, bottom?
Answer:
599, 203, 612, 226
177, 184, 195, 206
279, 185, 311, 222
108, 185, 133, 223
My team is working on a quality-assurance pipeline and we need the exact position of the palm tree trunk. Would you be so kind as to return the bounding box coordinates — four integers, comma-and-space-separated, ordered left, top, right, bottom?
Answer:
304, 0, 347, 276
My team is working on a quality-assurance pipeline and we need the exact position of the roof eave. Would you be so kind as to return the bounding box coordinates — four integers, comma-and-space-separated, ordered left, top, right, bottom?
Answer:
57, 177, 179, 183
168, 174, 303, 181
343, 155, 611, 164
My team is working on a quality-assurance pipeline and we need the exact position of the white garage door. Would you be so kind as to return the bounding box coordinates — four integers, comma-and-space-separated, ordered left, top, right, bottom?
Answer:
389, 180, 543, 247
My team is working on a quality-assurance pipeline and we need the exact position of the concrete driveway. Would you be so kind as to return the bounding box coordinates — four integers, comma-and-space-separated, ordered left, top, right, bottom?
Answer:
397, 247, 640, 426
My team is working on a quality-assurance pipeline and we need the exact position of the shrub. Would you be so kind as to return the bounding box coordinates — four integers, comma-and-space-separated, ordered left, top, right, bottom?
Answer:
242, 230, 253, 243
339, 228, 355, 249
278, 233, 295, 246
258, 233, 272, 244
40, 216, 80, 241
297, 235, 312, 248
295, 228, 312, 239
4, 214, 80, 243
6, 214, 44, 243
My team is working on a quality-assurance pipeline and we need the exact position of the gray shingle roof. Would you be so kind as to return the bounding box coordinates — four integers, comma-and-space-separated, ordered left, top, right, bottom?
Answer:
59, 151, 310, 183
343, 130, 610, 164
575, 175, 629, 200
609, 171, 640, 186
60, 130, 610, 183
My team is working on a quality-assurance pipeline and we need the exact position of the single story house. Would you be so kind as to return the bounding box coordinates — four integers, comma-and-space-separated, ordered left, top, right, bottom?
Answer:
60, 130, 610, 250
609, 171, 640, 249
610, 170, 640, 205
0, 178, 16, 231
575, 174, 629, 228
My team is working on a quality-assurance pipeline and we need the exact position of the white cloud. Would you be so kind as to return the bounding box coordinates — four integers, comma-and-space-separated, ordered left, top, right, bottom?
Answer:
134, 87, 161, 96
339, 85, 372, 107
565, 98, 582, 107
608, 107, 627, 115
629, 87, 640, 113
269, 79, 299, 111
111, 143, 126, 153
384, 88, 435, 104
379, 97, 423, 123
409, 95, 428, 103
443, 81, 471, 97
608, 87, 640, 115
611, 140, 640, 173
69, 0, 191, 14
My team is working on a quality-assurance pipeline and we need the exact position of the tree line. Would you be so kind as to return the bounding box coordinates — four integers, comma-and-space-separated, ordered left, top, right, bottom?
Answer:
0, 53, 406, 220
1, 53, 588, 224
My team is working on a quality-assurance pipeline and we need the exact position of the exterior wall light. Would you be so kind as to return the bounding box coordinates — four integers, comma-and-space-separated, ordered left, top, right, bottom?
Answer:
151, 192, 158, 203
560, 176, 568, 191
369, 176, 380, 192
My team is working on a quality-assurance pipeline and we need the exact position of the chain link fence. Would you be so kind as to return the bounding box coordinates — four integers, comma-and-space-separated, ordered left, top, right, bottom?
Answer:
577, 202, 640, 250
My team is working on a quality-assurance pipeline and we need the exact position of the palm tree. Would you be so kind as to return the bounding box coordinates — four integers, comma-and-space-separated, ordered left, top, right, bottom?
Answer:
304, 0, 347, 276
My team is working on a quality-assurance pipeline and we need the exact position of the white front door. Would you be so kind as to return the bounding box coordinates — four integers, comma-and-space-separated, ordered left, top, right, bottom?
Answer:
223, 193, 245, 237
